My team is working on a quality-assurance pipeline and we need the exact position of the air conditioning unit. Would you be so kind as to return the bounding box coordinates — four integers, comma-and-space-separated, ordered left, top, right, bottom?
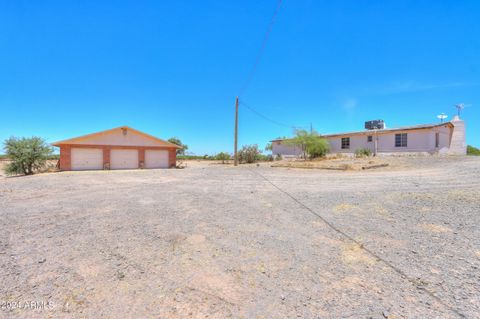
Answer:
365, 120, 385, 130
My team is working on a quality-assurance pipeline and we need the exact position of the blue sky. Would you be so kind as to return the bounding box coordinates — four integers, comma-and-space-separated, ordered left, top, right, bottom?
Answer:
1, 0, 479, 154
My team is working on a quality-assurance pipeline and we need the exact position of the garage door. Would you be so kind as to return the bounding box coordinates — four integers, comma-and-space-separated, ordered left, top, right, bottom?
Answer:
145, 150, 169, 168
71, 148, 103, 170
110, 149, 139, 169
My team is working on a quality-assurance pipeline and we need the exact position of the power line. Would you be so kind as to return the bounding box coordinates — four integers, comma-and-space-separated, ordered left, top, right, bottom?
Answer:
240, 100, 307, 130
233, 0, 283, 165
238, 0, 283, 97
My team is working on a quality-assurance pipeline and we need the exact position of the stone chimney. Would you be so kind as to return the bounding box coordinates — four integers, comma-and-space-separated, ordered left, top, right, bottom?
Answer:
448, 116, 466, 155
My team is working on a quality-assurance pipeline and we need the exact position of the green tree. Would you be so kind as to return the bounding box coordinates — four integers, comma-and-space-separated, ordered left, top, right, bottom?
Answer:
215, 152, 231, 164
287, 129, 309, 159
238, 144, 262, 164
265, 143, 273, 152
467, 145, 480, 156
168, 137, 188, 155
286, 129, 329, 159
3, 137, 53, 175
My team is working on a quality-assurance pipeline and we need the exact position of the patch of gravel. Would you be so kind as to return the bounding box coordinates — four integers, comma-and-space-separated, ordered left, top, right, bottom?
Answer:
0, 156, 479, 318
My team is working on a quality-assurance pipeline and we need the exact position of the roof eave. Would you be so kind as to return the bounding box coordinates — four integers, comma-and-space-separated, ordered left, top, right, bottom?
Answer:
272, 122, 454, 141
51, 126, 182, 148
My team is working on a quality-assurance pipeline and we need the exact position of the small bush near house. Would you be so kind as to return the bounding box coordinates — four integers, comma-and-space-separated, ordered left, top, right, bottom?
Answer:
275, 154, 282, 161
355, 148, 372, 157
467, 145, 480, 156
215, 152, 231, 163
3, 136, 53, 175
307, 138, 330, 159
238, 144, 262, 164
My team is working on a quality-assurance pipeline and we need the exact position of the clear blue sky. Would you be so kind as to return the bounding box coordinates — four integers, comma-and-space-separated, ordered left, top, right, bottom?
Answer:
1, 0, 479, 155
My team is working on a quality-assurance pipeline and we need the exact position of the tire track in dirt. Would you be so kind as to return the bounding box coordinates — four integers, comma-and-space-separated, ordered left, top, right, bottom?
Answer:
247, 167, 467, 318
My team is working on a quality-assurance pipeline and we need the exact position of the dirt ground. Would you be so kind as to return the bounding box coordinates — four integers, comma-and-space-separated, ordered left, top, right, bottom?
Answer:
1, 156, 479, 318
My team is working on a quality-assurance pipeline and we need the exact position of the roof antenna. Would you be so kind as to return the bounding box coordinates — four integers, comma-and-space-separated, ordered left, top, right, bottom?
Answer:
454, 103, 471, 117
437, 113, 448, 123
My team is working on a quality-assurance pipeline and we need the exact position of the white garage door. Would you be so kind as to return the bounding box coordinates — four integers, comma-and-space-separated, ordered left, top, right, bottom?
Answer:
71, 148, 103, 171
145, 150, 169, 168
110, 149, 139, 169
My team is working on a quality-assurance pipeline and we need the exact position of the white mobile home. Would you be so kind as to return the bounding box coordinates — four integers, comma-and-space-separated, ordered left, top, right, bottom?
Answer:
272, 116, 466, 157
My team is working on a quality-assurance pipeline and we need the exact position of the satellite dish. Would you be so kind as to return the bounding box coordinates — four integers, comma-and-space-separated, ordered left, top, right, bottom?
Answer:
437, 113, 448, 123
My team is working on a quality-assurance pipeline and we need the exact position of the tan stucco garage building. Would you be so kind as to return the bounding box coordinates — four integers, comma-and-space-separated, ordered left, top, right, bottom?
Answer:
52, 126, 180, 170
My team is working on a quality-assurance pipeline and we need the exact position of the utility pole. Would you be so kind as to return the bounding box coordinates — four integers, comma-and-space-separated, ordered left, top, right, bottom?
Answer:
234, 96, 239, 166
310, 123, 313, 134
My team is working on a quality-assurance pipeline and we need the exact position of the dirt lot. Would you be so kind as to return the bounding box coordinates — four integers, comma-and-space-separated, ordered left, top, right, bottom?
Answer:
1, 157, 479, 318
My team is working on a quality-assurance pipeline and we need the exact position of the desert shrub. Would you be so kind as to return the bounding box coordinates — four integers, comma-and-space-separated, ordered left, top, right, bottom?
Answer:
177, 154, 215, 160
177, 155, 204, 160
238, 144, 262, 163
3, 136, 53, 175
355, 148, 372, 157
467, 145, 480, 156
275, 154, 282, 161
215, 152, 231, 163
258, 154, 274, 162
307, 138, 330, 159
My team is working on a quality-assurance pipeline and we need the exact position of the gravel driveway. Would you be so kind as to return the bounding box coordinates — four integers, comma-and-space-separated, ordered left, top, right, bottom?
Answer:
1, 157, 479, 318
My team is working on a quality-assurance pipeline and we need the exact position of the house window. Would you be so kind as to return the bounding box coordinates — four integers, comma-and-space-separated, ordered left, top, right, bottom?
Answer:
395, 133, 407, 147
435, 133, 440, 148
341, 137, 350, 149
367, 135, 373, 142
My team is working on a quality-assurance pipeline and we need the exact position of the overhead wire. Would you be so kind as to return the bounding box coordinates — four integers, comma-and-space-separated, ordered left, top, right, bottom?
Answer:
240, 100, 307, 130
236, 1, 308, 132
238, 0, 283, 98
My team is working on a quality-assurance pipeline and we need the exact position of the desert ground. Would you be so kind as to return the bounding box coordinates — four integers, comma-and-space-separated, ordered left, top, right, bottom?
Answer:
1, 157, 479, 318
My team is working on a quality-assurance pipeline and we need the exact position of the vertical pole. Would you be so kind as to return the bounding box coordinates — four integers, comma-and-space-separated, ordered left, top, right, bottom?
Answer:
234, 96, 239, 166
310, 123, 313, 134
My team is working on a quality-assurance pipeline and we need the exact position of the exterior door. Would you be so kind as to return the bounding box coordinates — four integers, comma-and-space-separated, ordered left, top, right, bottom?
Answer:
110, 149, 139, 169
71, 148, 103, 170
145, 150, 169, 168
